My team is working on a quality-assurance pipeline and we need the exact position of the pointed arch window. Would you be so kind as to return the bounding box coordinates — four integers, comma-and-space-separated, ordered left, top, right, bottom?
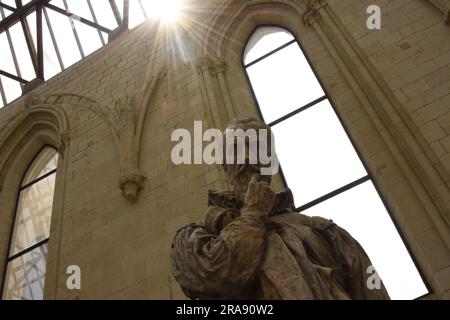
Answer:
243, 26, 428, 300
1, 146, 58, 300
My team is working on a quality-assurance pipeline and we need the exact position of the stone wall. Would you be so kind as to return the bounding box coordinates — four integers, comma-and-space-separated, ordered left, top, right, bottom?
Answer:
0, 0, 448, 299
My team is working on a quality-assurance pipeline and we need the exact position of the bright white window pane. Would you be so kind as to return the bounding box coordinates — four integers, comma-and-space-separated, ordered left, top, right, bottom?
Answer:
244, 26, 294, 65
63, 0, 103, 55
116, 0, 124, 18
0, 75, 22, 103
9, 22, 36, 81
303, 181, 428, 300
129, 0, 146, 29
2, 0, 16, 8
246, 43, 324, 124
2, 243, 48, 300
90, 0, 119, 30
0, 32, 17, 75
46, 7, 82, 68
42, 10, 63, 80
63, 0, 91, 19
271, 100, 367, 207
26, 12, 37, 52
73, 19, 103, 56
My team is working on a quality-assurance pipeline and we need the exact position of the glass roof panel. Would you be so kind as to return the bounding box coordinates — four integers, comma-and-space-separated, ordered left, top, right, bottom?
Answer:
0, 0, 181, 108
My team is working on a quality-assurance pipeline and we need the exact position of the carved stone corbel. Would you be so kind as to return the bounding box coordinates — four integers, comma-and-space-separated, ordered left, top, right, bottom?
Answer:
58, 131, 71, 158
24, 92, 44, 108
113, 95, 146, 203
304, 0, 327, 26
119, 171, 145, 203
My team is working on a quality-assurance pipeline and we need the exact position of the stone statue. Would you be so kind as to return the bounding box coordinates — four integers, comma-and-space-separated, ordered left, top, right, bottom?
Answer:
170, 117, 390, 300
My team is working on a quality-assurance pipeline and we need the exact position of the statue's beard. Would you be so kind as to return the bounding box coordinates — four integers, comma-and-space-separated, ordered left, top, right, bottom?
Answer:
225, 164, 271, 201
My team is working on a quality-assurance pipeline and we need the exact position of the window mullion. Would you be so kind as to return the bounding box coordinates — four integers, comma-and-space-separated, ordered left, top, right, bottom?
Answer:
244, 39, 296, 68
268, 95, 328, 127
6, 238, 49, 262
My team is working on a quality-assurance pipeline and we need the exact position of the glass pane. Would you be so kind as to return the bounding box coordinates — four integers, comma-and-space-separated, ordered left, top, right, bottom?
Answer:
246, 42, 324, 124
271, 100, 367, 207
22, 147, 58, 186
90, 0, 119, 30
129, 0, 146, 29
0, 75, 22, 103
303, 181, 428, 300
46, 6, 82, 68
43, 9, 63, 80
116, 0, 124, 18
63, 0, 91, 19
63, 0, 104, 55
73, 19, 103, 56
2, 243, 48, 300
1, 0, 16, 11
26, 12, 37, 53
9, 22, 36, 81
10, 174, 56, 256
0, 32, 17, 75
244, 26, 294, 65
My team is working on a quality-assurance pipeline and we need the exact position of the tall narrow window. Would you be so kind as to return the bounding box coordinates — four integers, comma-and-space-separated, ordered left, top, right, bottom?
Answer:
243, 26, 428, 300
1, 146, 58, 300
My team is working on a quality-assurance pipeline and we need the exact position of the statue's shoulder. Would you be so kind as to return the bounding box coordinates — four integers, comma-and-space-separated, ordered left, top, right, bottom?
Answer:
270, 211, 335, 230
308, 215, 336, 230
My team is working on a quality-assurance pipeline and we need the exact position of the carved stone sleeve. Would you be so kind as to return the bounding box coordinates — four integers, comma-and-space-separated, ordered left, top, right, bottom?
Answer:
170, 206, 267, 298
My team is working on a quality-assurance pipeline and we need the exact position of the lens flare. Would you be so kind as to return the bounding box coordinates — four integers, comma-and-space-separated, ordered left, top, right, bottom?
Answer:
148, 0, 183, 24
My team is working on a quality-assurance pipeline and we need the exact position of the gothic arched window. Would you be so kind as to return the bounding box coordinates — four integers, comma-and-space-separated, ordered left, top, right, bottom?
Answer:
243, 26, 428, 300
1, 146, 58, 300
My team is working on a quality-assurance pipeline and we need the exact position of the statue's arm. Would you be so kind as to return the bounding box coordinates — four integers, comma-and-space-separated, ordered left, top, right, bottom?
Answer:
170, 207, 267, 298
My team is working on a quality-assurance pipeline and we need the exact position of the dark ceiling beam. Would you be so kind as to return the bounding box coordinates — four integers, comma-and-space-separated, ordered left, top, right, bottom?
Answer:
123, 0, 129, 28
36, 3, 44, 79
109, 0, 122, 26
0, 2, 16, 12
44, 2, 112, 34
0, 0, 49, 33
0, 69, 28, 84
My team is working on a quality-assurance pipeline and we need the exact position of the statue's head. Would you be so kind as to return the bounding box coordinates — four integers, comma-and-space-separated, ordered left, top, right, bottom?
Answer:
222, 117, 276, 201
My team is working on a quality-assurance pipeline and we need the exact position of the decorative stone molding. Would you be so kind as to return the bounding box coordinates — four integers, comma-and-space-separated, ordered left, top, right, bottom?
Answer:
195, 54, 235, 128
119, 172, 145, 203
4, 92, 150, 202
0, 102, 70, 192
445, 3, 450, 24
422, 0, 450, 24
195, 55, 224, 128
58, 131, 71, 158
308, 0, 328, 10
303, 8, 322, 27
114, 95, 146, 202
304, 0, 327, 26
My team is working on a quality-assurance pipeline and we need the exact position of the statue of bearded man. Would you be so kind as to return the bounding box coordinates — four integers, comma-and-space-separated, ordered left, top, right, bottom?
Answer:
170, 117, 390, 300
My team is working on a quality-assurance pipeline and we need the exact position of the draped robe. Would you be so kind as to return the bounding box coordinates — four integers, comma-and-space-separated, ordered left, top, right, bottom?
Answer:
170, 189, 390, 300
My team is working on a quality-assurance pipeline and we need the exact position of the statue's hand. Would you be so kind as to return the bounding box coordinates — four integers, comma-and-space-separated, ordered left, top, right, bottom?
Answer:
243, 174, 276, 218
